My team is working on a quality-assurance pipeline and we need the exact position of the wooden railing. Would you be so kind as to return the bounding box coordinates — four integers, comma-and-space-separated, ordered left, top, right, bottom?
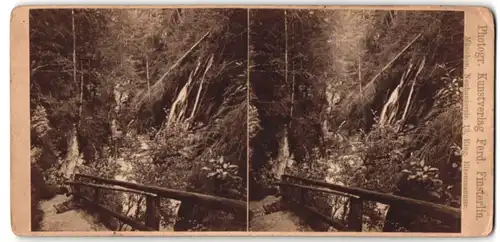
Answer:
66, 173, 247, 231
278, 175, 461, 232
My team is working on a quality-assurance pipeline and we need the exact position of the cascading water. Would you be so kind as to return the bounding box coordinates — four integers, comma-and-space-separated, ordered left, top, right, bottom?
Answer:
60, 125, 84, 179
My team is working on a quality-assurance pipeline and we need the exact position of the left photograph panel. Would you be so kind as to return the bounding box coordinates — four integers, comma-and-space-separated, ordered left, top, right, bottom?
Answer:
29, 8, 248, 232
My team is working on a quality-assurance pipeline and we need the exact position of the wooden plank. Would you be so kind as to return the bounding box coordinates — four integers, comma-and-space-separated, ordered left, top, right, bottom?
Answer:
76, 194, 155, 231
66, 181, 158, 197
54, 200, 77, 214
282, 175, 460, 221
74, 174, 246, 215
347, 198, 363, 232
145, 195, 160, 230
301, 204, 347, 231
277, 182, 360, 199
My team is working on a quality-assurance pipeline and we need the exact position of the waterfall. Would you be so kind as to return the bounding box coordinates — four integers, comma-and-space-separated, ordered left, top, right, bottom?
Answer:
378, 57, 425, 128
60, 125, 84, 179
378, 71, 406, 126
273, 128, 294, 179
166, 62, 201, 129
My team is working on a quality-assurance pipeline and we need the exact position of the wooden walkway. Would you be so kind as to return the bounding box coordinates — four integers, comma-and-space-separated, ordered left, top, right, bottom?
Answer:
249, 196, 311, 232
37, 174, 460, 232
274, 175, 461, 232
59, 173, 246, 231
39, 195, 107, 231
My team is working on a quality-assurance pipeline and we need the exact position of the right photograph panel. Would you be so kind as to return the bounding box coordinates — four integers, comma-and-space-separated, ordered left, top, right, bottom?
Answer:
248, 9, 464, 233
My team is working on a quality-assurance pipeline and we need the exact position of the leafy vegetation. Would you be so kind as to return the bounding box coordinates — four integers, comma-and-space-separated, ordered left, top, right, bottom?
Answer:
30, 8, 247, 231
30, 8, 463, 232
250, 9, 463, 232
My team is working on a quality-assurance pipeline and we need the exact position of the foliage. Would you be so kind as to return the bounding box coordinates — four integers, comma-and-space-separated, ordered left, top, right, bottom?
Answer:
30, 161, 45, 231
203, 157, 241, 181
30, 8, 463, 232
30, 7, 249, 231
251, 9, 463, 232
399, 159, 456, 204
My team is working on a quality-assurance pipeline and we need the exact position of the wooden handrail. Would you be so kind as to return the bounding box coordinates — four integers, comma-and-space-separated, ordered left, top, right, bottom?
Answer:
69, 173, 247, 231
74, 173, 246, 215
302, 205, 348, 231
277, 181, 360, 199
76, 194, 156, 231
282, 175, 460, 220
66, 181, 158, 197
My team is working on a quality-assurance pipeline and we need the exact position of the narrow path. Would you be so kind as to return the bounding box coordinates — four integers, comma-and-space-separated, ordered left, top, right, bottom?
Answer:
249, 196, 312, 232
39, 195, 108, 231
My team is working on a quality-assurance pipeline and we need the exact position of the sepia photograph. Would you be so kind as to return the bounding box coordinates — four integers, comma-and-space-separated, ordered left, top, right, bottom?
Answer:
248, 9, 463, 232
29, 8, 248, 232
12, 5, 493, 236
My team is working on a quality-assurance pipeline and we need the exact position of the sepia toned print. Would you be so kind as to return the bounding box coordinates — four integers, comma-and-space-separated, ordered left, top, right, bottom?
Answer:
29, 8, 248, 232
10, 5, 494, 237
249, 9, 463, 232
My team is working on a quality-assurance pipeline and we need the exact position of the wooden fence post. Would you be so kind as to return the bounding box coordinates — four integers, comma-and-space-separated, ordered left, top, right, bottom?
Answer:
280, 176, 289, 200
299, 189, 306, 204
145, 195, 160, 230
70, 184, 78, 196
235, 209, 247, 227
72, 184, 82, 203
294, 186, 300, 204
347, 198, 363, 232
94, 188, 100, 204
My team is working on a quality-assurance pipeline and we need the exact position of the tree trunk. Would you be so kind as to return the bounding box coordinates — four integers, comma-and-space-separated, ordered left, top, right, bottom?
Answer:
78, 62, 84, 124
358, 55, 362, 93
72, 9, 77, 85
146, 55, 150, 97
